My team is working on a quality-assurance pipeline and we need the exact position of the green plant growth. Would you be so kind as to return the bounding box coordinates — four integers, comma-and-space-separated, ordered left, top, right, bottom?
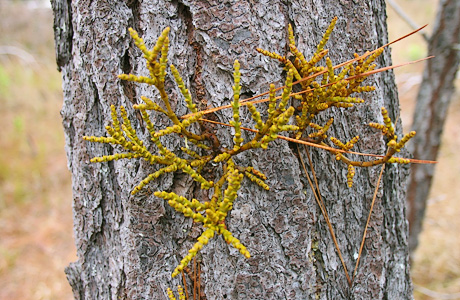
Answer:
84, 18, 418, 279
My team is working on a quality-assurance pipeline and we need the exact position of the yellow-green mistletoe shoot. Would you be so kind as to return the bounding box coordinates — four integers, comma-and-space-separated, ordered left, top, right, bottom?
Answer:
84, 17, 417, 278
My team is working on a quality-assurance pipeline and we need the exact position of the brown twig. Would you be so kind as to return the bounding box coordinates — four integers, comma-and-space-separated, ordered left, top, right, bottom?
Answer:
298, 144, 352, 286
181, 270, 190, 300
193, 256, 197, 300
181, 24, 430, 120
198, 118, 436, 165
183, 56, 432, 120
352, 163, 385, 282
197, 262, 201, 300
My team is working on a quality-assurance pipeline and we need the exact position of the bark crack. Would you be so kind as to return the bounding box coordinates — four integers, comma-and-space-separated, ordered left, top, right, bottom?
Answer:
126, 0, 142, 35
120, 48, 137, 108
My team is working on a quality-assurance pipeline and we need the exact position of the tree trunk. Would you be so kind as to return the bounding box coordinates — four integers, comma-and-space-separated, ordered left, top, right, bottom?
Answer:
406, 0, 460, 253
52, 0, 413, 299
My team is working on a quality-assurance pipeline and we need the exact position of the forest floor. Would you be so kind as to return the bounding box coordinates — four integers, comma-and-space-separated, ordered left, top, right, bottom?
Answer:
0, 1, 458, 299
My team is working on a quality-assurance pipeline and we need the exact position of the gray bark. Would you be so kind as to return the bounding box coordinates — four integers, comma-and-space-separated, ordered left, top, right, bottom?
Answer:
52, 0, 413, 299
407, 0, 460, 253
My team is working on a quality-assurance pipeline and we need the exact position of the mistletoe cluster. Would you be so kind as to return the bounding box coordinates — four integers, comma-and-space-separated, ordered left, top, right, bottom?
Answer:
83, 18, 415, 277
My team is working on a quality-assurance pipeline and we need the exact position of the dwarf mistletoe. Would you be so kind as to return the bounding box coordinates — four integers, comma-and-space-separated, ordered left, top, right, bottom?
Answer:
84, 17, 427, 281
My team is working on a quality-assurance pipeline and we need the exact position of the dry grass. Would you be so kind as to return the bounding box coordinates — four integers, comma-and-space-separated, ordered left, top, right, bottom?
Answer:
0, 1, 458, 299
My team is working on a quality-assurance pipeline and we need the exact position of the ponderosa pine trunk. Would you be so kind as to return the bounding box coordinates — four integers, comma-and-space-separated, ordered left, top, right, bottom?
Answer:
52, 0, 413, 299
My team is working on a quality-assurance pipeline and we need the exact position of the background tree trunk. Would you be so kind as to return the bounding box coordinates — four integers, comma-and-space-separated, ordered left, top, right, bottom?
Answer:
52, 0, 413, 299
406, 0, 460, 253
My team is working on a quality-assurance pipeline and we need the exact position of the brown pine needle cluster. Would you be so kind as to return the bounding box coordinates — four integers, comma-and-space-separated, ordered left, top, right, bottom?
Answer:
83, 18, 433, 279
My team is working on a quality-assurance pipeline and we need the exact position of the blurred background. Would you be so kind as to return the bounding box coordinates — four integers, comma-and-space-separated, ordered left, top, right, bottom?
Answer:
0, 0, 458, 299
0, 1, 76, 299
